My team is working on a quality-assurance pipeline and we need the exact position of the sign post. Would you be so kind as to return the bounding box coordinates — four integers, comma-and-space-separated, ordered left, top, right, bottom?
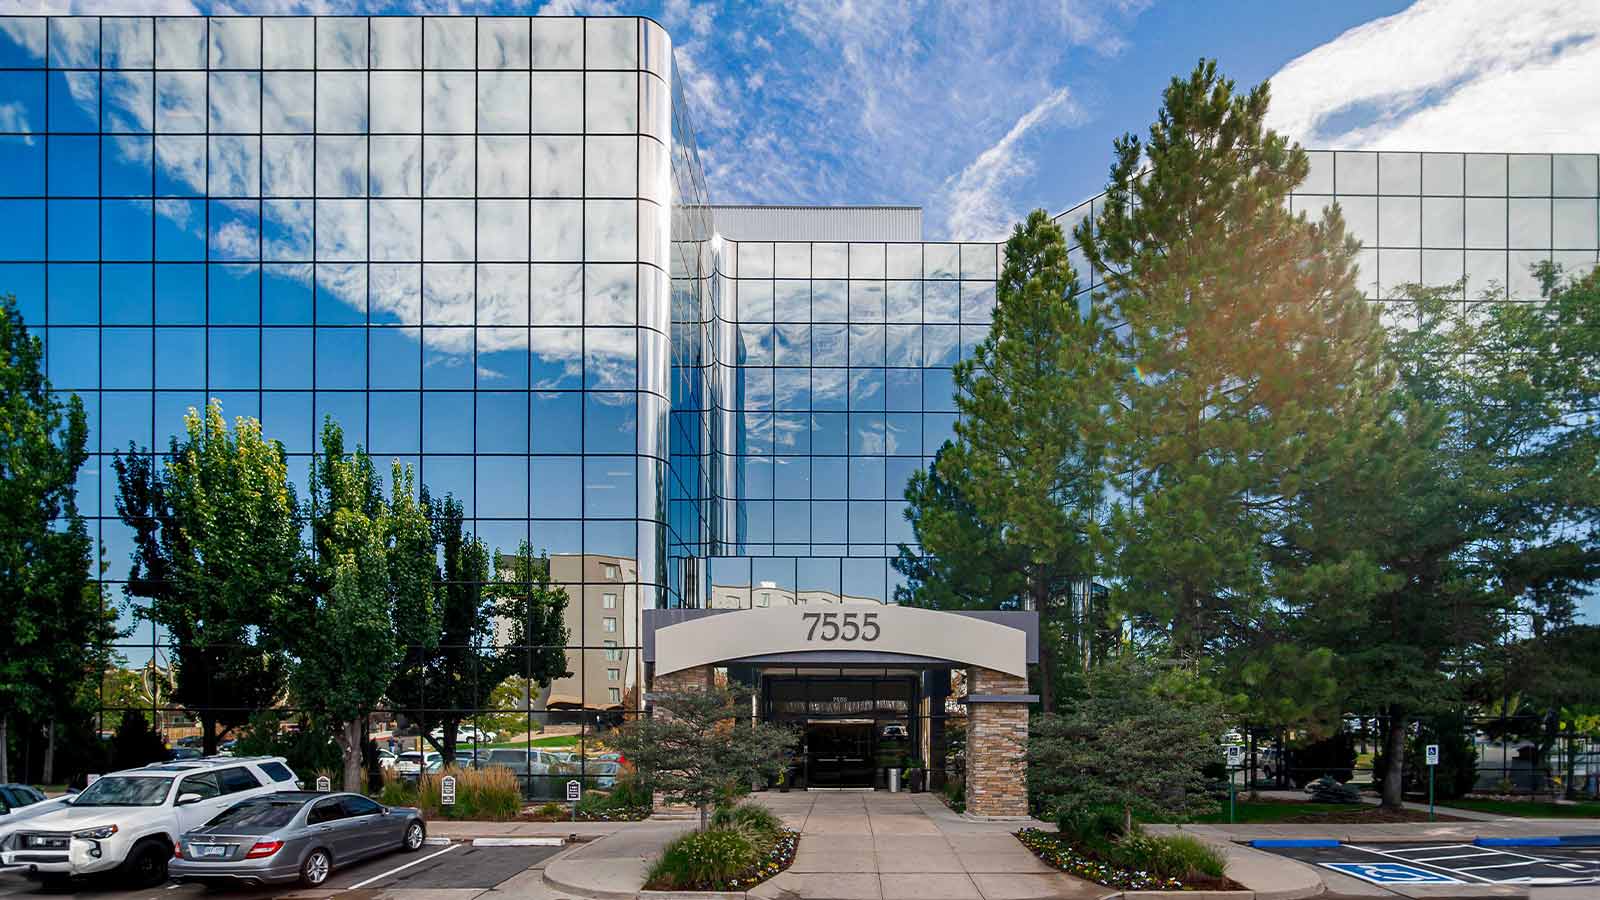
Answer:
441, 775, 457, 808
315, 774, 331, 793
566, 779, 581, 823
1225, 745, 1243, 824
1424, 744, 1440, 821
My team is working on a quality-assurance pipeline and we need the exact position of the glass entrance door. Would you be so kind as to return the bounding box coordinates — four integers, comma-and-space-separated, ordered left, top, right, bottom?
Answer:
805, 721, 874, 788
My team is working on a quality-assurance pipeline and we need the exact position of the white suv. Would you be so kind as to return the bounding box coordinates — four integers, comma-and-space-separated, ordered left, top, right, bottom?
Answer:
0, 756, 298, 887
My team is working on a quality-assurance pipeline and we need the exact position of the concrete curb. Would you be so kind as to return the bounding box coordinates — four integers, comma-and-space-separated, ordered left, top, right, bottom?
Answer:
543, 862, 645, 900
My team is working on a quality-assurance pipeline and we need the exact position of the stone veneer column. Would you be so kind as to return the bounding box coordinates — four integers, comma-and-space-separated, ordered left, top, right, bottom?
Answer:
651, 664, 713, 697
965, 666, 1031, 817
646, 665, 714, 817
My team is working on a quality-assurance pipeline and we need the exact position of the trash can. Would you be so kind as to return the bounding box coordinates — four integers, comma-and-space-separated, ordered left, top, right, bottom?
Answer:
887, 768, 901, 793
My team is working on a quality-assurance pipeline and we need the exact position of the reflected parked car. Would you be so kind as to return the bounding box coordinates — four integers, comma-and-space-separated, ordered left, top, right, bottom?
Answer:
423, 751, 487, 774
170, 791, 424, 888
393, 752, 439, 778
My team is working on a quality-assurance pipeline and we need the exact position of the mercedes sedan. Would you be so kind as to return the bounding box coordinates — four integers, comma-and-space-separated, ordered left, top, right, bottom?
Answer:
169, 792, 425, 887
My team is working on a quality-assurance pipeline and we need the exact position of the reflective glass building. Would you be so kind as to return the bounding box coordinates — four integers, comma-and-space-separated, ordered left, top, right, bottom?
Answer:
3, 15, 1596, 774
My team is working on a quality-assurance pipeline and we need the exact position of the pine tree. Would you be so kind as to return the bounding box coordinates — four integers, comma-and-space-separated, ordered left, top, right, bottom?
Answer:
1079, 59, 1390, 662
898, 210, 1115, 711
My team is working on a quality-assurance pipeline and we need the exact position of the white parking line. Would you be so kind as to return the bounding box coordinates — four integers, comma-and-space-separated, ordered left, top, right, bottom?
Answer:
344, 843, 458, 891
1346, 844, 1494, 883
1413, 851, 1500, 862
471, 836, 564, 847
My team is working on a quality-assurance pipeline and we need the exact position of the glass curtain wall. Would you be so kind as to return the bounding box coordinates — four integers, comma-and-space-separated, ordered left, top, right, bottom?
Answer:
0, 13, 680, 795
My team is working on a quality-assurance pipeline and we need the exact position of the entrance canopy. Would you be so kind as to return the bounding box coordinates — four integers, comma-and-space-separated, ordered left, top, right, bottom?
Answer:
643, 606, 1037, 678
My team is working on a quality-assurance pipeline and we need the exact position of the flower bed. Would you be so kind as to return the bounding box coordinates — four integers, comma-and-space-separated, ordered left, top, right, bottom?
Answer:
1016, 828, 1244, 892
521, 801, 651, 822
643, 803, 800, 892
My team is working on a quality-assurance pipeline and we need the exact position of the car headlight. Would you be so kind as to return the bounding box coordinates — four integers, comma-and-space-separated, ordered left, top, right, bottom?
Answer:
73, 825, 118, 840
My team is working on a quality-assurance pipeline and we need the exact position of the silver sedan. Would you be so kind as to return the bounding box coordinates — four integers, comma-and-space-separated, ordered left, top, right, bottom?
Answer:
169, 791, 425, 887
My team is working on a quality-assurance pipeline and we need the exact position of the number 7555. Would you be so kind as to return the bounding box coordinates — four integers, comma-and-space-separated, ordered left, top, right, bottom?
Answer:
802, 611, 879, 642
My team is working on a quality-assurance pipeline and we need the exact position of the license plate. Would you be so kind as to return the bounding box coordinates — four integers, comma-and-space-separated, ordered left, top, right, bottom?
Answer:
196, 844, 229, 858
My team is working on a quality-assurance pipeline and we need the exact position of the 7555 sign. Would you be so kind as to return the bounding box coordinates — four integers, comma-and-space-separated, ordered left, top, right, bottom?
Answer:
802, 611, 880, 642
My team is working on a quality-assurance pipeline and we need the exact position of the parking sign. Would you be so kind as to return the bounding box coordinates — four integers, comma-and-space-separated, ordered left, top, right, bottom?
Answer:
315, 774, 331, 792
1226, 745, 1243, 767
1425, 744, 1440, 766
441, 775, 457, 806
566, 779, 581, 802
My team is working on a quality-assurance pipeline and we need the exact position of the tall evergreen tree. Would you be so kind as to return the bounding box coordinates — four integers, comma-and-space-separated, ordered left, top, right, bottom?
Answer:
114, 400, 303, 755
0, 295, 109, 782
1079, 60, 1390, 662
897, 210, 1114, 711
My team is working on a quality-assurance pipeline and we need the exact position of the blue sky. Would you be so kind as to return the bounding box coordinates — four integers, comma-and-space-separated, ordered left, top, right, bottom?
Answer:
18, 0, 1599, 239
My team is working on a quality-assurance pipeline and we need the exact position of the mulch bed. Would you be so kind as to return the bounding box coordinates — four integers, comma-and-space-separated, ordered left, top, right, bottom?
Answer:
1016, 829, 1247, 892
519, 804, 652, 822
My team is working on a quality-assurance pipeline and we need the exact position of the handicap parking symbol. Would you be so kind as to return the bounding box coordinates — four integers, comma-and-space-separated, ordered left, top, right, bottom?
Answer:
1322, 863, 1464, 884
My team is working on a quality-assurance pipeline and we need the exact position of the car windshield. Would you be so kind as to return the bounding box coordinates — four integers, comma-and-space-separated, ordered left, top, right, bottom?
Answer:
72, 776, 174, 807
204, 800, 302, 829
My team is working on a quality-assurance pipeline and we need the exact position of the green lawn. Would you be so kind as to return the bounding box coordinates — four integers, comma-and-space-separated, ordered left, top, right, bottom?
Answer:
1445, 798, 1600, 818
1191, 802, 1370, 824
483, 734, 583, 750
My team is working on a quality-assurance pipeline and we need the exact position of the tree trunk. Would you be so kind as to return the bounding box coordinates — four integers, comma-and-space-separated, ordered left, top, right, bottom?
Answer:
0, 715, 9, 783
337, 719, 363, 793
698, 802, 709, 833
1382, 712, 1407, 810
201, 713, 219, 756
442, 720, 459, 765
42, 719, 56, 785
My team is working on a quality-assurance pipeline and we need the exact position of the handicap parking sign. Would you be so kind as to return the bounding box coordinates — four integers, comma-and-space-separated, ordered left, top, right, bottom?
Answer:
1323, 863, 1463, 885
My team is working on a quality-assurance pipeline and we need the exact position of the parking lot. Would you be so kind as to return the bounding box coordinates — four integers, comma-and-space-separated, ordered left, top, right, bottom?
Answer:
1263, 840, 1600, 888
0, 842, 561, 899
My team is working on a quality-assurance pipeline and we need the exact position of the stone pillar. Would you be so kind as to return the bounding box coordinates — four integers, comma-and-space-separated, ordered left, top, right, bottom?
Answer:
651, 664, 713, 697
965, 666, 1032, 818
646, 665, 713, 818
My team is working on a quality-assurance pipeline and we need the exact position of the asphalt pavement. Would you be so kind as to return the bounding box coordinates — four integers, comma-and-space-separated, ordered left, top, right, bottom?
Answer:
0, 842, 562, 899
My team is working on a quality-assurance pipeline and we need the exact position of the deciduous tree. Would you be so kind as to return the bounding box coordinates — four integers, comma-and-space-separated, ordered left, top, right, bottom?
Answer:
612, 683, 796, 831
114, 400, 304, 755
0, 295, 110, 782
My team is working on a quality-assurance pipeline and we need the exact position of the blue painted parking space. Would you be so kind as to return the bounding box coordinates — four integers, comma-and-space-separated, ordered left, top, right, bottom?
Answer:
1258, 840, 1600, 888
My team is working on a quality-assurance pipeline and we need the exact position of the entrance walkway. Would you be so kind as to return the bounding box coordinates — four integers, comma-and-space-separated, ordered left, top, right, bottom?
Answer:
747, 792, 1100, 900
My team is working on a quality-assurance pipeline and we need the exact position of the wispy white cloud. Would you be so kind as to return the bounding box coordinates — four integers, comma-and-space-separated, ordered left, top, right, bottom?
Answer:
673, 0, 1145, 239
1266, 0, 1600, 152
940, 87, 1080, 241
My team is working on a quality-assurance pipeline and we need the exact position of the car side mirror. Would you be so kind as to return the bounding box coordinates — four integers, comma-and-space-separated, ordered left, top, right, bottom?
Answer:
176, 793, 203, 806
380, 807, 390, 815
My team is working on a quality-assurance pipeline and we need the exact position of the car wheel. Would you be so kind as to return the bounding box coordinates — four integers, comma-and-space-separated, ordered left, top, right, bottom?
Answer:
300, 848, 333, 886
123, 840, 170, 888
404, 820, 426, 851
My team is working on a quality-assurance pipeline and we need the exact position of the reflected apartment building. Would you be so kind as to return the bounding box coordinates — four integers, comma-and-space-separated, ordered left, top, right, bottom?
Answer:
3, 16, 1596, 738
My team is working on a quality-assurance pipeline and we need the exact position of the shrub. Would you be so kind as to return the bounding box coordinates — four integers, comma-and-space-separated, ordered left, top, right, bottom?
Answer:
1287, 731, 1358, 787
536, 801, 564, 817
646, 828, 760, 891
710, 802, 785, 841
1111, 832, 1226, 880
1054, 804, 1125, 855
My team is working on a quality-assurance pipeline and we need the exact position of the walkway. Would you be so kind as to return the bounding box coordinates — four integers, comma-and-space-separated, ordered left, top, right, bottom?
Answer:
746, 791, 1100, 900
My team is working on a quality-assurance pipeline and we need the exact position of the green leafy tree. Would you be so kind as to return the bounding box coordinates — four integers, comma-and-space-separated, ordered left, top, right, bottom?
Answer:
293, 420, 431, 790
1029, 658, 1231, 829
1, 295, 116, 782
897, 210, 1115, 711
1079, 60, 1390, 662
110, 710, 168, 771
1285, 268, 1599, 808
611, 683, 797, 830
114, 400, 304, 755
